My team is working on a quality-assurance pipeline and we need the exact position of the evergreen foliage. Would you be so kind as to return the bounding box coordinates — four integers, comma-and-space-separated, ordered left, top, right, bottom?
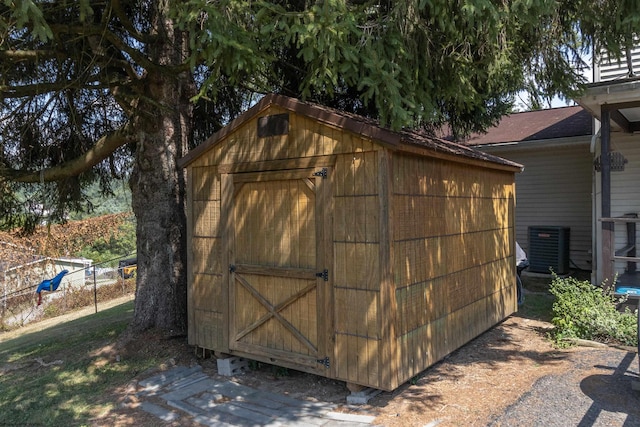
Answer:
68, 180, 132, 220
3, 1, 640, 224
2, 0, 640, 332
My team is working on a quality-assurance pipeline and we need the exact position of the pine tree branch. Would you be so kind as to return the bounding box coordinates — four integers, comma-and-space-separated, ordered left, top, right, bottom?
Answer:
111, 0, 157, 44
102, 28, 190, 74
45, 22, 155, 72
0, 49, 58, 60
0, 124, 134, 183
0, 80, 112, 98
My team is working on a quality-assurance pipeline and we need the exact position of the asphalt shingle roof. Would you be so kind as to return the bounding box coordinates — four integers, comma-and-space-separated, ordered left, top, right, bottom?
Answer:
458, 106, 593, 146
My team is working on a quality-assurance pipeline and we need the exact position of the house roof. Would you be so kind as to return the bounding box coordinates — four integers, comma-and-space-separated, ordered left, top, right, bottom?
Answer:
180, 94, 522, 172
576, 77, 640, 133
456, 106, 593, 146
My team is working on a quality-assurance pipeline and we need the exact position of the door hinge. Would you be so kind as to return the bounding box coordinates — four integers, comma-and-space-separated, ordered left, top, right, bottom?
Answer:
229, 264, 236, 273
317, 357, 330, 368
313, 168, 327, 178
316, 269, 329, 281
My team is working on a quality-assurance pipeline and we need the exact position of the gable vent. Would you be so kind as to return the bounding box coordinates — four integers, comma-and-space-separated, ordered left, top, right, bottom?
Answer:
257, 113, 289, 137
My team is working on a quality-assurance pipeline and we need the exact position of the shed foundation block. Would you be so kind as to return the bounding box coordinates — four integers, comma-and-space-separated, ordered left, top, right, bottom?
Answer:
346, 386, 382, 405
216, 356, 249, 376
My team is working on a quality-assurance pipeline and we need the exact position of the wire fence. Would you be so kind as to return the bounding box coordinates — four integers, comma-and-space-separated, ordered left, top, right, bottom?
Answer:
1, 252, 137, 327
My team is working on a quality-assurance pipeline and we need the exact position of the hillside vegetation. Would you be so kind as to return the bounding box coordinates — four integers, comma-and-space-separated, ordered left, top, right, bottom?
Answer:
0, 212, 135, 261
0, 213, 137, 329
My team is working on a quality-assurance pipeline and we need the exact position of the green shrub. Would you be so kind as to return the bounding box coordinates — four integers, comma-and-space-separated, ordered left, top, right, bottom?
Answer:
549, 275, 638, 347
79, 219, 136, 264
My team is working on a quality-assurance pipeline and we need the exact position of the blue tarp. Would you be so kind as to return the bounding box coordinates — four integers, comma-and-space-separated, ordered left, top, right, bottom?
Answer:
35, 270, 69, 305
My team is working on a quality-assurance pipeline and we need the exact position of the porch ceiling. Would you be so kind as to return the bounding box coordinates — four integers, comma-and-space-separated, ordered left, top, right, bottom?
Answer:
577, 77, 640, 133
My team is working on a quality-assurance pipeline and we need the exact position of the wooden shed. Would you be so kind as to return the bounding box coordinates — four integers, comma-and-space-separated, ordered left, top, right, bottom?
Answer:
179, 94, 522, 391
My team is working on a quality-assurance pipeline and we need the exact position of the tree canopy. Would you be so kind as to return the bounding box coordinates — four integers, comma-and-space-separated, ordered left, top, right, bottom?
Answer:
1, 0, 639, 332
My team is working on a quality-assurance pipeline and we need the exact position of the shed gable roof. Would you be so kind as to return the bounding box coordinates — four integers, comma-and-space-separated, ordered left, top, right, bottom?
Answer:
180, 94, 522, 171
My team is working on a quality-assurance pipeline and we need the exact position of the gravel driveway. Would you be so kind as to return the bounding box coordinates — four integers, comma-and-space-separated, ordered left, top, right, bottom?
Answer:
488, 346, 640, 426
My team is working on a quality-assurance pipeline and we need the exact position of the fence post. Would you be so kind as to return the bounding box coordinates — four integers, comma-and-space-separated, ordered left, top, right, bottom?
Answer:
2, 273, 6, 318
93, 266, 98, 314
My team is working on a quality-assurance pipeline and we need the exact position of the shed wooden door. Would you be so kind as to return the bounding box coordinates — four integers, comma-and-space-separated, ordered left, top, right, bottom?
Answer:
226, 168, 332, 371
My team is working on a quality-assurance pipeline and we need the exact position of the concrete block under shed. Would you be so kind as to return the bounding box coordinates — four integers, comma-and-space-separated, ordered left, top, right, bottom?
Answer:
217, 356, 250, 376
346, 387, 382, 405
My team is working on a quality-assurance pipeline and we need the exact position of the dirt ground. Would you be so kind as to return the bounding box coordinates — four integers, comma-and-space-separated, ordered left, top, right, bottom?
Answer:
216, 315, 569, 426
113, 275, 599, 426
108, 303, 602, 427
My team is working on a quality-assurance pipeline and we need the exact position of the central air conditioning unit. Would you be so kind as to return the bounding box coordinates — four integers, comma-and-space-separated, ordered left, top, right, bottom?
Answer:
528, 226, 570, 274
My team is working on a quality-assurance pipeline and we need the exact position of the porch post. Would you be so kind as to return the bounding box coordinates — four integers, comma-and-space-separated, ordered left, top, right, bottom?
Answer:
601, 107, 614, 288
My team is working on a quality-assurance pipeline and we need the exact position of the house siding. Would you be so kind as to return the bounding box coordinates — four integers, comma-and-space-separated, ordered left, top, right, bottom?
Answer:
482, 142, 593, 270
596, 46, 640, 82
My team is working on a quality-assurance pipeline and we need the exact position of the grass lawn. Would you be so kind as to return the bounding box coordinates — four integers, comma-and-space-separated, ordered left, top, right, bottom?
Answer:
517, 292, 555, 322
515, 270, 592, 323
515, 273, 557, 322
0, 298, 161, 426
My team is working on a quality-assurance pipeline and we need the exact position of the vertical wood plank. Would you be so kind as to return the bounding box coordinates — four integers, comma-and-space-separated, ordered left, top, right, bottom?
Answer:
220, 173, 233, 353
186, 167, 196, 344
317, 166, 335, 376
378, 149, 398, 390
357, 334, 367, 385
335, 334, 348, 380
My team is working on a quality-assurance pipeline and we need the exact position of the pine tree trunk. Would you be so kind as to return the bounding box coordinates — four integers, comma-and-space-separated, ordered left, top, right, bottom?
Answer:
128, 7, 193, 334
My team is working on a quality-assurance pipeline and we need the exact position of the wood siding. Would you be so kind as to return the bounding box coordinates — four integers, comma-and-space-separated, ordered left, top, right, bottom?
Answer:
390, 153, 516, 386
190, 106, 377, 168
187, 105, 385, 379
185, 103, 518, 391
485, 143, 593, 270
187, 166, 226, 350
333, 149, 384, 388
